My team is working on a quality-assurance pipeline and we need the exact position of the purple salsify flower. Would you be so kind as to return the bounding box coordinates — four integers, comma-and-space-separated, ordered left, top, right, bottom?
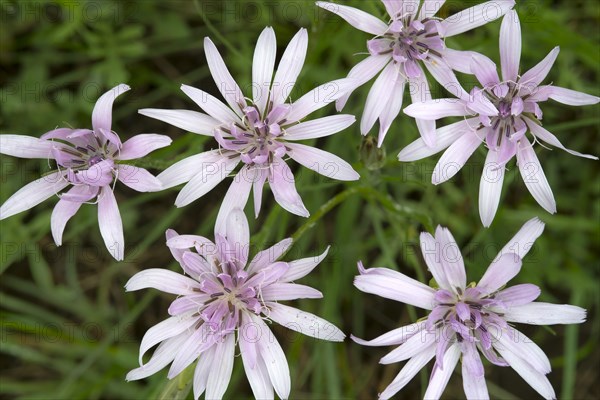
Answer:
0, 84, 171, 260
125, 208, 344, 400
316, 0, 515, 147
400, 10, 599, 227
352, 217, 586, 400
139, 27, 359, 232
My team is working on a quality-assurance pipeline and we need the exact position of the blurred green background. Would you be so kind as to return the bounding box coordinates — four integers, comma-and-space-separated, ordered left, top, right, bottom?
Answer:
0, 0, 598, 399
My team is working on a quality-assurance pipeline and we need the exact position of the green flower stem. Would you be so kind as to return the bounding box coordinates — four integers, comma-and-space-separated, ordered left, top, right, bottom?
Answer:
157, 363, 194, 400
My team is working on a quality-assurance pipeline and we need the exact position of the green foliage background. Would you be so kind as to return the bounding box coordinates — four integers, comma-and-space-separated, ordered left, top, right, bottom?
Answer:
0, 0, 598, 399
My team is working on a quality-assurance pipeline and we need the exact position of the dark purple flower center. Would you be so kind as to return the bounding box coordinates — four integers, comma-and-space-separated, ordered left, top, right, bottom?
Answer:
428, 287, 506, 348
50, 130, 120, 187
215, 103, 289, 165
367, 17, 444, 78
474, 79, 542, 164
191, 257, 266, 336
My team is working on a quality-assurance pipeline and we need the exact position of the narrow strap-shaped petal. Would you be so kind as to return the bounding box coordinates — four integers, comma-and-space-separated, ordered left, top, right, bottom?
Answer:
501, 302, 586, 325
181, 251, 215, 279
252, 27, 277, 115
495, 328, 551, 374
40, 128, 76, 141
351, 320, 426, 347
175, 156, 240, 207
493, 217, 545, 261
244, 261, 290, 289
520, 47, 559, 88
181, 84, 241, 124
250, 314, 291, 399
166, 229, 185, 264
284, 115, 355, 141
280, 246, 329, 282
499, 10, 521, 82
494, 342, 556, 399
423, 343, 461, 399
261, 283, 322, 301
354, 264, 436, 310
204, 332, 235, 400
431, 130, 481, 184
125, 268, 201, 295
524, 117, 597, 159
378, 77, 406, 146
51, 185, 96, 245
269, 158, 309, 217
267, 302, 345, 342
441, 0, 515, 38
408, 64, 437, 147
335, 55, 391, 112
192, 340, 217, 400
97, 186, 124, 260
286, 78, 358, 123
117, 165, 162, 192
479, 149, 506, 227
166, 234, 214, 251
136, 312, 197, 365
240, 332, 274, 400
424, 59, 469, 101
168, 294, 209, 316
494, 284, 541, 306
379, 344, 436, 400
224, 207, 250, 265
204, 37, 247, 117
420, 232, 451, 291
126, 331, 189, 381
361, 62, 398, 135
118, 134, 172, 160
271, 28, 308, 107
545, 85, 600, 106
138, 109, 219, 136
398, 118, 479, 162
470, 54, 501, 88
214, 165, 254, 235
461, 342, 489, 399
167, 325, 213, 380
516, 137, 556, 214
286, 142, 359, 181
442, 48, 479, 75
0, 170, 68, 220
404, 99, 470, 121
434, 227, 466, 292
381, 0, 403, 17
158, 150, 222, 189
247, 238, 293, 274
252, 166, 268, 218
477, 253, 522, 294
92, 84, 130, 133
315, 2, 388, 36
0, 134, 55, 159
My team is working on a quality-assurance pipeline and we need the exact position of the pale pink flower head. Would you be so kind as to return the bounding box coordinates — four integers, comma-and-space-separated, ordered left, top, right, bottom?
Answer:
316, 0, 515, 147
0, 84, 172, 260
401, 10, 599, 227
140, 27, 359, 233
353, 218, 586, 400
125, 208, 345, 400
